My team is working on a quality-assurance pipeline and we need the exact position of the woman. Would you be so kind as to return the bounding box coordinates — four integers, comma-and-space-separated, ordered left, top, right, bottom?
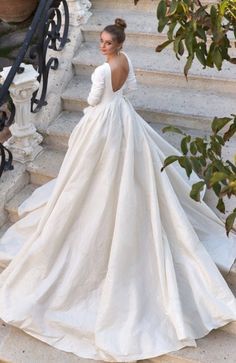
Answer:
0, 18, 235, 362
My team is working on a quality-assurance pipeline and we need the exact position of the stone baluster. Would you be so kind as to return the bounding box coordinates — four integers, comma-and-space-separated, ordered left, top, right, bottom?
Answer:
0, 64, 43, 163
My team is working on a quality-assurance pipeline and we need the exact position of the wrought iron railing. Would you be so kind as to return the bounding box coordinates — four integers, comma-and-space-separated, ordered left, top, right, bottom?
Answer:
0, 0, 69, 177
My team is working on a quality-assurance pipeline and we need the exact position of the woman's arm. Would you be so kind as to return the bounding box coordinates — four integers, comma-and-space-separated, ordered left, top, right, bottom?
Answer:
87, 65, 105, 106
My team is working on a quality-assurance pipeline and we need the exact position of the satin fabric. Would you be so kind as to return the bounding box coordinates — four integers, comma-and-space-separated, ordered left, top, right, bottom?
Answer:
0, 56, 235, 362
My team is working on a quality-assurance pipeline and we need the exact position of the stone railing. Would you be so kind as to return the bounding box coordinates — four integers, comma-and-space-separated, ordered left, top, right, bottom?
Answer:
0, 0, 91, 174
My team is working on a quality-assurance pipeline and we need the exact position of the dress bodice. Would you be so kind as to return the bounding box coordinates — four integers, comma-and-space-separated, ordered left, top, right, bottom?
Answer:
87, 52, 137, 107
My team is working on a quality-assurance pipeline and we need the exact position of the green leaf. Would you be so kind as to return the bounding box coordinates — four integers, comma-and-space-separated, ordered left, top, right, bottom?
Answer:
190, 141, 198, 155
213, 47, 223, 70
206, 43, 215, 68
174, 36, 183, 56
213, 182, 221, 197
210, 138, 222, 157
195, 137, 207, 156
219, 0, 227, 16
213, 160, 231, 175
210, 5, 217, 26
180, 0, 189, 15
226, 160, 236, 174
223, 123, 236, 141
158, 17, 169, 32
211, 116, 232, 133
204, 165, 214, 185
181, 135, 191, 155
190, 156, 202, 174
196, 27, 207, 42
184, 54, 194, 78
226, 212, 236, 236
199, 156, 207, 167
162, 126, 185, 135
216, 198, 225, 213
178, 40, 185, 56
190, 181, 205, 201
185, 32, 194, 55
210, 172, 229, 185
156, 40, 173, 52
161, 155, 179, 171
196, 47, 206, 67
157, 0, 167, 19
220, 185, 234, 197
167, 21, 177, 41
207, 149, 216, 161
169, 0, 178, 15
215, 135, 225, 145
178, 156, 193, 177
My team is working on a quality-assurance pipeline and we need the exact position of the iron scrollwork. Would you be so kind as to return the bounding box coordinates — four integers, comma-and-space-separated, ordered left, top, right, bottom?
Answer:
0, 0, 70, 175
30, 0, 70, 112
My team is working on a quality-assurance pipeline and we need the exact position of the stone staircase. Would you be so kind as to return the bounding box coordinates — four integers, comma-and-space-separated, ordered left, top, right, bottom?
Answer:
0, 0, 236, 361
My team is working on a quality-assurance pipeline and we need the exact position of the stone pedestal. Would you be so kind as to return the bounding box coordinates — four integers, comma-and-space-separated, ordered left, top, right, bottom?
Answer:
0, 64, 43, 163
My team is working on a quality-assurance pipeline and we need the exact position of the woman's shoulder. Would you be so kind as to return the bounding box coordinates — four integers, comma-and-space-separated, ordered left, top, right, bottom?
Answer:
91, 63, 107, 81
94, 63, 107, 74
120, 51, 131, 64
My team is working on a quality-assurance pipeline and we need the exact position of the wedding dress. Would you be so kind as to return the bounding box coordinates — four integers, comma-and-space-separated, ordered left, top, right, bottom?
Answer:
0, 53, 235, 362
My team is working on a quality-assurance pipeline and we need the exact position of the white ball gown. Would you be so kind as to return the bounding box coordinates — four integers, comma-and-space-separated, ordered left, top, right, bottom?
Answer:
0, 53, 235, 362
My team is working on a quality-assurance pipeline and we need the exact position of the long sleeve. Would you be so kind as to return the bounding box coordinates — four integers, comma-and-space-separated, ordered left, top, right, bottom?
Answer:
87, 65, 105, 106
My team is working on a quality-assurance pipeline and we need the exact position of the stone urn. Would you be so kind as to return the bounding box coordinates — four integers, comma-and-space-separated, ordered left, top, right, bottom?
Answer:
0, 0, 38, 23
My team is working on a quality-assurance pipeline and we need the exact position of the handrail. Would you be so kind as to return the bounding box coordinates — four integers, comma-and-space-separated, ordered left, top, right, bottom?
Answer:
0, 0, 69, 177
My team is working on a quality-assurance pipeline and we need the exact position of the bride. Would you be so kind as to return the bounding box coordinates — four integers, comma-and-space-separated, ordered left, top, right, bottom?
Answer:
0, 18, 235, 362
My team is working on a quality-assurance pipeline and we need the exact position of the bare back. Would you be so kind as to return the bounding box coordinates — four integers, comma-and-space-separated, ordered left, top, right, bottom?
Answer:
108, 53, 129, 92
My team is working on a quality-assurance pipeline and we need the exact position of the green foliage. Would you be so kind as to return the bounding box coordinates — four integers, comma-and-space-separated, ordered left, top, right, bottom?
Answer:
134, 0, 236, 234
161, 115, 236, 235
153, 0, 236, 77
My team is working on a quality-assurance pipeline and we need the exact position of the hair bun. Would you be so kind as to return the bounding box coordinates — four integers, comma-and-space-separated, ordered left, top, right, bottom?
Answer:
115, 18, 127, 30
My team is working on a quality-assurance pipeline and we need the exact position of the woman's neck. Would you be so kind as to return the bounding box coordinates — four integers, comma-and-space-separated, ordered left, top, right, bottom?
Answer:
106, 54, 120, 63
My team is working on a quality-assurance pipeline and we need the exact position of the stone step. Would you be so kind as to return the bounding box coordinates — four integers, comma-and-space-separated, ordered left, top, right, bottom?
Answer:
45, 111, 207, 150
62, 75, 236, 131
45, 111, 218, 152
44, 111, 83, 150
46, 110, 235, 163
0, 223, 12, 240
0, 164, 29, 228
82, 8, 170, 48
91, 0, 215, 12
91, 0, 158, 12
73, 42, 236, 94
0, 320, 235, 363
39, 111, 236, 168
26, 148, 64, 186
83, 9, 236, 52
83, 28, 163, 49
4, 184, 37, 223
